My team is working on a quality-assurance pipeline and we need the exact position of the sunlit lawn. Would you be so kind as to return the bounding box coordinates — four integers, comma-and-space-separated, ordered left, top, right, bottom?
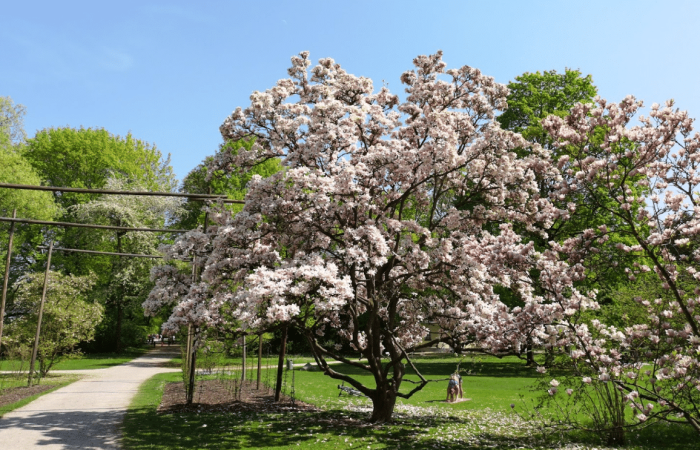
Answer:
291, 355, 541, 412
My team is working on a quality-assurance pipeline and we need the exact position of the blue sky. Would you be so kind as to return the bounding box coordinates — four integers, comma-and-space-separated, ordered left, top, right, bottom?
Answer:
2, 0, 699, 182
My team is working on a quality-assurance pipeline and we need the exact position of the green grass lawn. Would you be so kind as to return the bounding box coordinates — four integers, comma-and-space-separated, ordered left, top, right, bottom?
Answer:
123, 354, 698, 449
0, 347, 150, 372
0, 373, 81, 417
289, 355, 539, 412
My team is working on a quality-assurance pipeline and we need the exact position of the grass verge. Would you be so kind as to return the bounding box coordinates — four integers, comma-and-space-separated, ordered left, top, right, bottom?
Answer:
0, 347, 150, 372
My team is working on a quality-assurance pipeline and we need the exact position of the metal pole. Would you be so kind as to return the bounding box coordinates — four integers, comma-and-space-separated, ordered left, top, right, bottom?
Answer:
0, 209, 17, 355
241, 335, 246, 381
28, 241, 53, 386
38, 246, 164, 259
257, 334, 263, 389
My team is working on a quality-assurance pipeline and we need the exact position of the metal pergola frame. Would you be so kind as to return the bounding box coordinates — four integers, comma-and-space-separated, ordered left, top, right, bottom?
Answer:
0, 183, 220, 387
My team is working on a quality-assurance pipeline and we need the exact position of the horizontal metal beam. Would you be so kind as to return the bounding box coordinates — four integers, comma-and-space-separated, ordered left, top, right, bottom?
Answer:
0, 183, 245, 204
38, 246, 164, 259
0, 217, 189, 233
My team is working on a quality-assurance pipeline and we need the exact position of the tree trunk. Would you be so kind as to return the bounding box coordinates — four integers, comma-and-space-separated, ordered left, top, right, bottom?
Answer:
606, 425, 625, 446
544, 345, 554, 367
526, 340, 534, 366
115, 301, 123, 354
115, 233, 124, 354
187, 331, 197, 404
274, 325, 287, 402
369, 385, 397, 423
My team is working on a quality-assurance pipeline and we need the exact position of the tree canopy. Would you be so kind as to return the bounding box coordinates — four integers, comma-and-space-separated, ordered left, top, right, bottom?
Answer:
24, 127, 176, 209
5, 270, 102, 377
152, 52, 573, 422
497, 69, 597, 149
20, 126, 179, 352
0, 96, 27, 145
0, 99, 57, 280
177, 138, 281, 229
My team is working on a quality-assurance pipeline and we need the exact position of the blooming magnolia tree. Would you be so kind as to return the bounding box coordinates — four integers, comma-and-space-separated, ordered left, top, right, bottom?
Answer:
147, 51, 587, 422
538, 97, 700, 436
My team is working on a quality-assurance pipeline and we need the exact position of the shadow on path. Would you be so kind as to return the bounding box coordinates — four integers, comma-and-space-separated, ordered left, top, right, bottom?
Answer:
0, 346, 182, 449
0, 409, 124, 449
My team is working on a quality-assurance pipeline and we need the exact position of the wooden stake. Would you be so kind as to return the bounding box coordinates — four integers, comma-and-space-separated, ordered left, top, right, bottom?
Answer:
28, 241, 53, 386
0, 209, 17, 355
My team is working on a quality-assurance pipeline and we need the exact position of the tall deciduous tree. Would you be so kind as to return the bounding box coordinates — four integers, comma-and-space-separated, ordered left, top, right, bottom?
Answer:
0, 96, 27, 145
155, 52, 567, 422
5, 270, 102, 377
177, 138, 281, 230
0, 100, 57, 295
493, 70, 636, 366
24, 127, 176, 209
71, 177, 183, 353
23, 127, 178, 352
498, 69, 597, 149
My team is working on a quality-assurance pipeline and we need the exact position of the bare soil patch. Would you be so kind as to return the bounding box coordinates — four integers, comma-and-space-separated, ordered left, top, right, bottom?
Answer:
158, 379, 319, 415
0, 384, 55, 408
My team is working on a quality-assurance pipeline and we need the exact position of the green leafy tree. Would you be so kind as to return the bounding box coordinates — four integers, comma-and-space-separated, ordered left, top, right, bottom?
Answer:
0, 100, 57, 292
498, 69, 597, 149
498, 72, 656, 443
71, 177, 183, 353
0, 142, 58, 276
0, 96, 27, 145
5, 270, 102, 377
0, 96, 57, 223
494, 69, 635, 364
177, 139, 281, 229
23, 127, 178, 352
24, 127, 176, 209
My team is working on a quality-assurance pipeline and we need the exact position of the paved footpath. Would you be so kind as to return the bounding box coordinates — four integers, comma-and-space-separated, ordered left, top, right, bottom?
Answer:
0, 346, 180, 449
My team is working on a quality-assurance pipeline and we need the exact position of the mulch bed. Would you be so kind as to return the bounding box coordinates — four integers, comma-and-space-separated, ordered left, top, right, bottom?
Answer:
158, 379, 319, 415
0, 384, 56, 408
157, 379, 373, 428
